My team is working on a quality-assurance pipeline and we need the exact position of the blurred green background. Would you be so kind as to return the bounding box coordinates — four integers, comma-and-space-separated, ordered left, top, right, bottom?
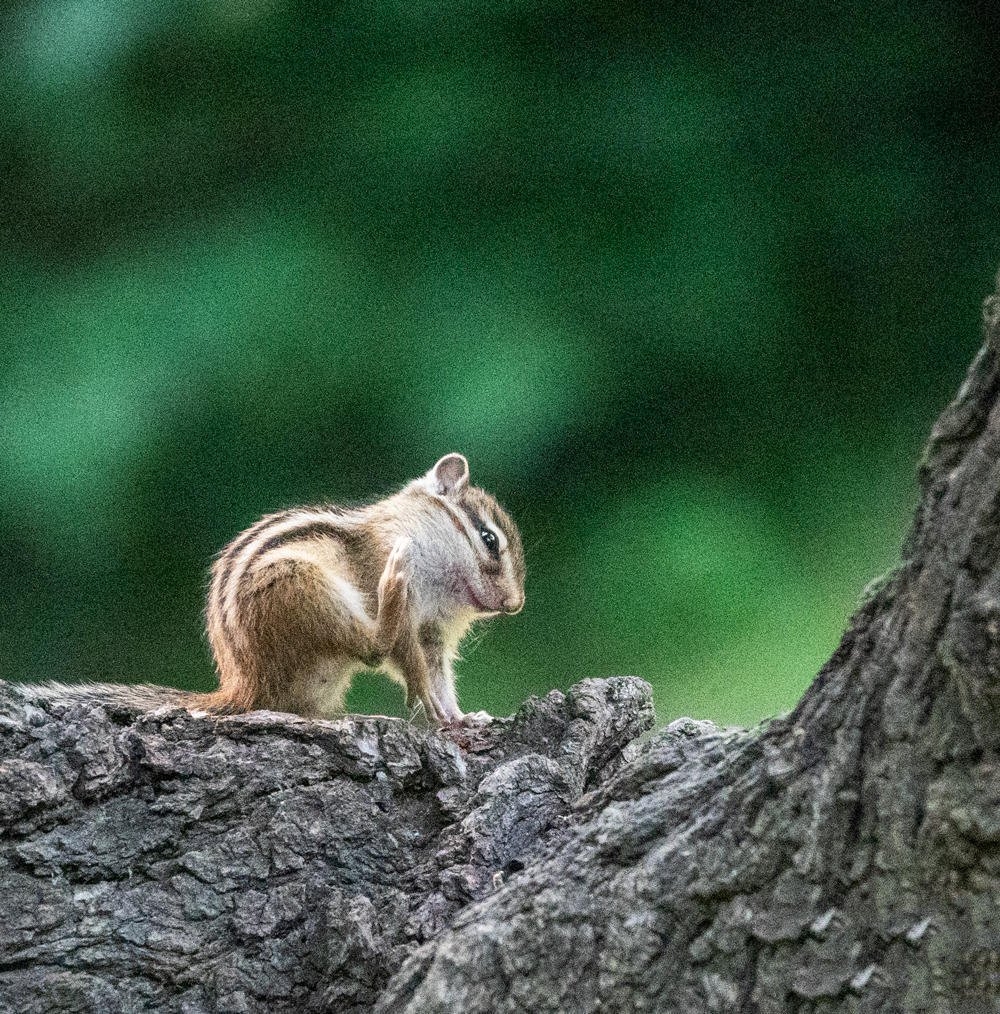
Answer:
2, 1, 998, 725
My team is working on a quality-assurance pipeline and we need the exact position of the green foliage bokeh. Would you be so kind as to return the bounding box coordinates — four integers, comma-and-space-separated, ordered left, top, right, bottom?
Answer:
2, 1, 998, 724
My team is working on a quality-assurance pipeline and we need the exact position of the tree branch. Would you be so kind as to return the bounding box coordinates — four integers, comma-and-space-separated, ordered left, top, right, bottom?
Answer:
0, 677, 652, 1012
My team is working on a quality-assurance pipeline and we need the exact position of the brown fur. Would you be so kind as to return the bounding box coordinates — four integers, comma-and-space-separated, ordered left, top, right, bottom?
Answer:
19, 456, 525, 725
200, 454, 525, 725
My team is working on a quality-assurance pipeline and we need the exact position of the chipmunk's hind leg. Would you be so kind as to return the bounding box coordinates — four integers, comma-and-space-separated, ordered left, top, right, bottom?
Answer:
297, 657, 358, 719
236, 556, 381, 717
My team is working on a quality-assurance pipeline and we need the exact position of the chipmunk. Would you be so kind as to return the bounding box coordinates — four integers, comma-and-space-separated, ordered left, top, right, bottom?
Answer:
19, 454, 525, 726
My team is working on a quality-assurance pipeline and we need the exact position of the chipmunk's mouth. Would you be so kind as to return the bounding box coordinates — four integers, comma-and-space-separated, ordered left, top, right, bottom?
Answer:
461, 579, 498, 614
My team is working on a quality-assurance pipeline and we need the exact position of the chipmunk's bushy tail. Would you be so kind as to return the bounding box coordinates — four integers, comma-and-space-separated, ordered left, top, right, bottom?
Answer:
13, 681, 240, 714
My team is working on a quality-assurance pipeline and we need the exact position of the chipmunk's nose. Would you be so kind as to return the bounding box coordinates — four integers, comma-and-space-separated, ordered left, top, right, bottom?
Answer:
503, 595, 524, 615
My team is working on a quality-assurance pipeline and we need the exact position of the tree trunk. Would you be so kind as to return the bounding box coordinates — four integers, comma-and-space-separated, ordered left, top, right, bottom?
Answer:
375, 284, 1000, 1013
5, 281, 1000, 1013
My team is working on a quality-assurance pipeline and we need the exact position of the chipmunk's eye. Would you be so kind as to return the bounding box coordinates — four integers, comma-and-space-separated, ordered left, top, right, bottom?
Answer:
479, 527, 499, 557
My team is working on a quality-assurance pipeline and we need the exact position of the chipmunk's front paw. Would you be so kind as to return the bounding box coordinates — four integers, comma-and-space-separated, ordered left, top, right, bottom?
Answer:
376, 538, 411, 652
380, 537, 411, 593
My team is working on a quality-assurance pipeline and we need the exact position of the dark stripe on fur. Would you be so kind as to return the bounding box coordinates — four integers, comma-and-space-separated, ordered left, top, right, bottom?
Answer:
253, 518, 346, 557
211, 509, 298, 616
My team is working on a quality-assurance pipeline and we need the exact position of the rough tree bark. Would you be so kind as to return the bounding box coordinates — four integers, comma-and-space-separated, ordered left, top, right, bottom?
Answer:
4, 281, 1000, 1013
0, 678, 653, 1012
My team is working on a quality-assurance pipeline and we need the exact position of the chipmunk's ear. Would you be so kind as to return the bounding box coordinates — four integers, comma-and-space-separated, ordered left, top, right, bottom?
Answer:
427, 453, 469, 497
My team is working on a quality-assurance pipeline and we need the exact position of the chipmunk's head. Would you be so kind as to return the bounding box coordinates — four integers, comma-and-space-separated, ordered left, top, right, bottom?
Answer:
411, 453, 525, 619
